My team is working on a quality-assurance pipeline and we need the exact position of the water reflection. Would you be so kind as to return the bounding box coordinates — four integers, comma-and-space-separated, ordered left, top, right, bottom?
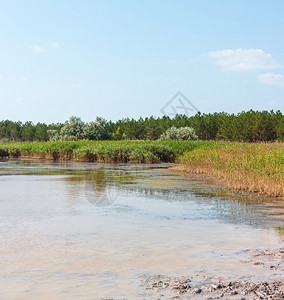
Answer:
56, 166, 284, 233
1, 159, 283, 232
84, 170, 122, 206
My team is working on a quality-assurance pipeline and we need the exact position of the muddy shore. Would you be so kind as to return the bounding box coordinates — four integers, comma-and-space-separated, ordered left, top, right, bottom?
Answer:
141, 248, 284, 299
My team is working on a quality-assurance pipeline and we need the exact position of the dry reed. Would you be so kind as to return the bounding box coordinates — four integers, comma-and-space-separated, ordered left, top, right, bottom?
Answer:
177, 143, 284, 198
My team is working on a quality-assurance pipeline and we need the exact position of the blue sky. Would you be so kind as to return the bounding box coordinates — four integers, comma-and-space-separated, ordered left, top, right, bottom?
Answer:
0, 0, 284, 123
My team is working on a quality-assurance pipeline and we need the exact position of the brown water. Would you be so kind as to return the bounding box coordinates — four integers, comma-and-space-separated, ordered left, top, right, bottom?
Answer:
0, 159, 283, 299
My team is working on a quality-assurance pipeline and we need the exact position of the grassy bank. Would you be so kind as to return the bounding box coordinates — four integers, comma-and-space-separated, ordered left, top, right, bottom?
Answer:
0, 140, 218, 163
1, 140, 283, 197
178, 143, 284, 197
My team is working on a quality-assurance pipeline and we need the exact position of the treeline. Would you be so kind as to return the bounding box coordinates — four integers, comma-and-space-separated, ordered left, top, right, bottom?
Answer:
0, 121, 64, 142
0, 110, 283, 142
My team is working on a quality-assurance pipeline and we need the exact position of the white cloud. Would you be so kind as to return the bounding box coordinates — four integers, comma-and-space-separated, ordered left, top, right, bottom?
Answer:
20, 76, 27, 81
209, 48, 281, 71
30, 44, 46, 53
11, 97, 25, 103
51, 42, 60, 48
0, 75, 3, 80
69, 84, 81, 88
258, 73, 284, 88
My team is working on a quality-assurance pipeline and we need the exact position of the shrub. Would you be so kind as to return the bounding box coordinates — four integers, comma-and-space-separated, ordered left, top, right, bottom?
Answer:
160, 126, 198, 141
60, 116, 85, 141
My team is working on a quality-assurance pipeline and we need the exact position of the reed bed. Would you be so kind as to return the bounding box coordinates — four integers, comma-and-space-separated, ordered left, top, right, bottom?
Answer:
178, 143, 284, 197
1, 140, 282, 197
0, 140, 217, 163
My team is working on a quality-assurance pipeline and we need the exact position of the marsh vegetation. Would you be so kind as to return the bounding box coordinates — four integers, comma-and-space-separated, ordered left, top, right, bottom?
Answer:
0, 140, 283, 197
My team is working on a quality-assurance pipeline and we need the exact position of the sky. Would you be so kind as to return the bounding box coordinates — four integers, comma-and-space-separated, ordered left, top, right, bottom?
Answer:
0, 0, 284, 123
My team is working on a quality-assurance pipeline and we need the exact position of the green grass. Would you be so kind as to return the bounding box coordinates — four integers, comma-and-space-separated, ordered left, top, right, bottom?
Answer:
0, 140, 220, 163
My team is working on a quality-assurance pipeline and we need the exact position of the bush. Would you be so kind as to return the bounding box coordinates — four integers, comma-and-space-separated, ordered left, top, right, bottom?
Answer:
160, 126, 198, 141
60, 116, 85, 141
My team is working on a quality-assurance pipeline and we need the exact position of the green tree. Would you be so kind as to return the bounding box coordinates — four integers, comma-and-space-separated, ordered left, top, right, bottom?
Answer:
21, 121, 35, 141
35, 123, 48, 141
60, 116, 85, 140
83, 117, 111, 140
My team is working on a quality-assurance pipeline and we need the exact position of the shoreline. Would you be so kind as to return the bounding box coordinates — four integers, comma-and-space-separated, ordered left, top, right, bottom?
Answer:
1, 154, 283, 200
173, 164, 284, 200
0, 155, 174, 164
142, 248, 284, 299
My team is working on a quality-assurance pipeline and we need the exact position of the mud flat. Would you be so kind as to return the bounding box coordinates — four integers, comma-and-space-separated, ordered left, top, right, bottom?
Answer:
141, 248, 284, 299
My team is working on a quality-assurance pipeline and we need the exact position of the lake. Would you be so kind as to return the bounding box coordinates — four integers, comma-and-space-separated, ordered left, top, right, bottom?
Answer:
0, 159, 283, 299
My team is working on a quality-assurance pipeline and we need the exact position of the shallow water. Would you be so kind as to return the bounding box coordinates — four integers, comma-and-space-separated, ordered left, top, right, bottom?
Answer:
0, 159, 283, 299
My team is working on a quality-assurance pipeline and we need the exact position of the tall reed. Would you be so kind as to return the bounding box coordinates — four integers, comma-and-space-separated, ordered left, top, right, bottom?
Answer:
178, 143, 284, 197
0, 140, 215, 163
